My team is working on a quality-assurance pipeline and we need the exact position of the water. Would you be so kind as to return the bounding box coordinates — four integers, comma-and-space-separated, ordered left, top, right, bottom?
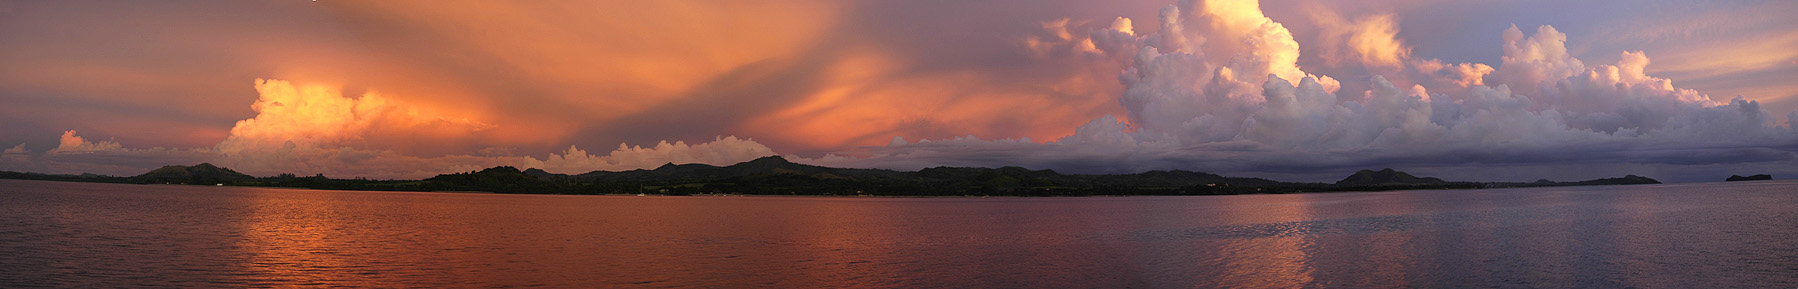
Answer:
2, 179, 1795, 288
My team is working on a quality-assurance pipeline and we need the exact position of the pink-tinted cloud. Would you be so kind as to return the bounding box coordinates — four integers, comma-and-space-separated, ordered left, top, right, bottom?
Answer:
2, 0, 1794, 183
1306, 8, 1410, 68
47, 130, 125, 154
3, 80, 778, 179
799, 0, 1798, 183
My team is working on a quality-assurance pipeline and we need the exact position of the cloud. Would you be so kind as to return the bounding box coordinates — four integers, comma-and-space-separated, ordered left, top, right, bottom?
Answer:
207, 133, 775, 179
4, 0, 1795, 183
1307, 9, 1410, 68
1494, 25, 1586, 99
203, 79, 776, 178
212, 79, 495, 174
46, 130, 125, 154
0, 130, 219, 176
798, 0, 1798, 182
0, 1, 848, 156
3, 80, 779, 179
515, 136, 777, 174
3, 130, 776, 180
1411, 59, 1494, 88
1026, 18, 1103, 58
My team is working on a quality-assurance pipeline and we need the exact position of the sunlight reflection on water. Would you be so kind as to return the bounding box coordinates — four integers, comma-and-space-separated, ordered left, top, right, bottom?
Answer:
1, 179, 1795, 288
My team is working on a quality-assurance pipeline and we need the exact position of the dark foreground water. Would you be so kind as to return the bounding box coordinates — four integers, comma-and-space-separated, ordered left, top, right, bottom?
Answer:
2, 179, 1795, 288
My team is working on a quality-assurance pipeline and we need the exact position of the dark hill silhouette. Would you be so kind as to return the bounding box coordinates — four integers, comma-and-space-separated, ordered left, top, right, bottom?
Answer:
131, 163, 255, 185
571, 155, 901, 183
514, 155, 1302, 195
521, 168, 557, 179
0, 171, 128, 183
1336, 168, 1447, 186
1, 158, 1668, 196
424, 166, 560, 194
1485, 174, 1661, 188
514, 157, 1330, 195
1726, 174, 1772, 181
1567, 175, 1661, 186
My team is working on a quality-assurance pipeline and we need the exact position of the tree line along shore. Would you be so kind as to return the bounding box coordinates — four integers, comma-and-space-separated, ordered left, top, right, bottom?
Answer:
0, 156, 1688, 196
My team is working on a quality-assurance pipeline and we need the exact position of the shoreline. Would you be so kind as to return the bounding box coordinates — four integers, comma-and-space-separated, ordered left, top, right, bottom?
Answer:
0, 178, 1713, 199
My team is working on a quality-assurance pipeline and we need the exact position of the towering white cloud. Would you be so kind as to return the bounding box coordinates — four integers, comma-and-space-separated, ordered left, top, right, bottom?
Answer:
803, 0, 1797, 182
211, 79, 495, 175
1495, 25, 1585, 96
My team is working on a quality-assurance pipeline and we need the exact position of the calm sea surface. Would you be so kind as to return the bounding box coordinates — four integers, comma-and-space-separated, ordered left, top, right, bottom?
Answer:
2, 179, 1795, 288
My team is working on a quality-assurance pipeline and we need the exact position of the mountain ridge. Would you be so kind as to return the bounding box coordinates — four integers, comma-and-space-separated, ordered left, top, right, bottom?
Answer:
1, 158, 1663, 196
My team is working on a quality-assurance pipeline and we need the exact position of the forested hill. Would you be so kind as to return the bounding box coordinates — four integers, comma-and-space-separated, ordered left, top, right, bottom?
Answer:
0, 156, 1661, 196
415, 156, 1658, 195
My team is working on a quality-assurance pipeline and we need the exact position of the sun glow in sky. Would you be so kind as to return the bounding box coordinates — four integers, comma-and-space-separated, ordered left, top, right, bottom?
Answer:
2, 0, 1795, 182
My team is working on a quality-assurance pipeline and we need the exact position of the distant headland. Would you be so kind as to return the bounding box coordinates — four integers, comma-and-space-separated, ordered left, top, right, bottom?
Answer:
1726, 174, 1773, 182
0, 156, 1662, 196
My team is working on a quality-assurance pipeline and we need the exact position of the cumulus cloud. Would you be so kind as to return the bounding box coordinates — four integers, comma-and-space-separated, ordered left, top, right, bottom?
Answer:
219, 79, 494, 152
1307, 9, 1410, 68
512, 136, 777, 174
46, 130, 125, 154
213, 134, 775, 179
3, 144, 27, 155
1412, 59, 1494, 88
1494, 25, 1586, 99
1026, 18, 1103, 58
206, 80, 775, 178
2, 80, 778, 179
799, 0, 1798, 182
0, 130, 220, 176
5, 0, 1794, 183
1, 144, 33, 171
211, 79, 496, 175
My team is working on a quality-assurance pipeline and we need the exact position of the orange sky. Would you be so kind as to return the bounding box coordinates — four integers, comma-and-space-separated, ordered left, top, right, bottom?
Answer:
1, 0, 1794, 181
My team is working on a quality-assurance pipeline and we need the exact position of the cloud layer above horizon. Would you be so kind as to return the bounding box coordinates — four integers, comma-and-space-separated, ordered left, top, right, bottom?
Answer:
2, 79, 781, 179
806, 0, 1798, 182
2, 0, 1795, 182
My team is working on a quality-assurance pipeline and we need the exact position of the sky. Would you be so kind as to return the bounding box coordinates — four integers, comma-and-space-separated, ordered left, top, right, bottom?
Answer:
2, 0, 1795, 183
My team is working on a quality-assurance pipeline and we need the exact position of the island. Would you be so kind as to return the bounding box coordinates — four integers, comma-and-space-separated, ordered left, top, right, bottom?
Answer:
1726, 174, 1773, 182
0, 156, 1662, 196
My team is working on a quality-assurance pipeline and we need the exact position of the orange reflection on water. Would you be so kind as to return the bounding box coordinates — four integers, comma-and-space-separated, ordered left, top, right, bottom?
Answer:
235, 188, 361, 286
16, 180, 1796, 287
1214, 236, 1316, 287
760, 197, 914, 288
1208, 194, 1318, 288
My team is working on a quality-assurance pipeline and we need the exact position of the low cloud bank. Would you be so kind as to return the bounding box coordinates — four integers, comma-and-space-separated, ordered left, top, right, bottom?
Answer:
2, 80, 775, 179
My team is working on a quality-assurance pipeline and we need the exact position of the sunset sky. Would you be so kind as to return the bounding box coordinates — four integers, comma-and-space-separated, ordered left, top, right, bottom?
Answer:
2, 0, 1795, 182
